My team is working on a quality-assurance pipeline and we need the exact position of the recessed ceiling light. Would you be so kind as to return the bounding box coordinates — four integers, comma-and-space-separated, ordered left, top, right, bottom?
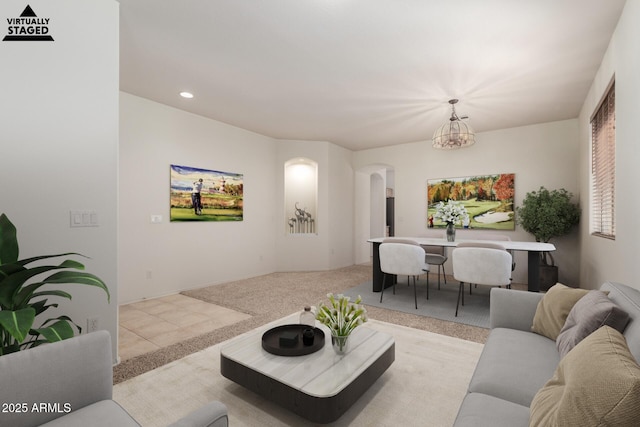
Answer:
180, 91, 194, 99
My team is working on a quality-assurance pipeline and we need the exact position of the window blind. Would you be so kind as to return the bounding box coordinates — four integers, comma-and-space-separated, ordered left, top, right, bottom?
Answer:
591, 83, 615, 239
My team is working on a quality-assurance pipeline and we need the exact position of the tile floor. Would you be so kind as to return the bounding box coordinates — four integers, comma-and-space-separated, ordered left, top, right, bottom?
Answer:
118, 294, 252, 361
118, 279, 528, 361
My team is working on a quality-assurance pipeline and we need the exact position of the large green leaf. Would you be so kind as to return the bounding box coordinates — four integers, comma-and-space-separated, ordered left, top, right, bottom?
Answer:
1, 342, 21, 355
1, 252, 85, 280
0, 263, 24, 281
38, 315, 81, 335
0, 266, 58, 308
0, 261, 90, 308
14, 253, 87, 269
43, 271, 110, 303
29, 299, 59, 316
0, 307, 35, 343
0, 214, 19, 265
32, 319, 75, 343
13, 281, 76, 309
31, 290, 73, 301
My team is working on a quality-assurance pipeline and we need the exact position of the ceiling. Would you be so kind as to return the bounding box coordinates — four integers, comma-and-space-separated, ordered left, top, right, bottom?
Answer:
118, 0, 626, 151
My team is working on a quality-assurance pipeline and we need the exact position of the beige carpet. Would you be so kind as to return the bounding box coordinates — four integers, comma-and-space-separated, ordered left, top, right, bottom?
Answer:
114, 265, 489, 384
113, 318, 483, 427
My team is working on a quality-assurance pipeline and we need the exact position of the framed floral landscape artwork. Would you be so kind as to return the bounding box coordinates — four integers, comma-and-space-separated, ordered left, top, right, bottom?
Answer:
427, 173, 515, 230
170, 164, 243, 222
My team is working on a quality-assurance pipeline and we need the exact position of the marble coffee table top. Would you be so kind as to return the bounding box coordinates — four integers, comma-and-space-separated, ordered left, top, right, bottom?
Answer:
220, 313, 395, 398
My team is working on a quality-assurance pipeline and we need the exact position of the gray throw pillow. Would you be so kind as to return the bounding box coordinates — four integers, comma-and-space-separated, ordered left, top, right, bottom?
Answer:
556, 290, 629, 358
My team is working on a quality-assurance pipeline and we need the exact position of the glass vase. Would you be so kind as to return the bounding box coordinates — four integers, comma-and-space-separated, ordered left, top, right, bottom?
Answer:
446, 222, 456, 242
299, 306, 315, 327
331, 333, 350, 355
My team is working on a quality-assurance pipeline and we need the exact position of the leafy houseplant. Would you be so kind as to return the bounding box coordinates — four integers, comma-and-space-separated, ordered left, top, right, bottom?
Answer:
0, 213, 110, 355
516, 187, 580, 289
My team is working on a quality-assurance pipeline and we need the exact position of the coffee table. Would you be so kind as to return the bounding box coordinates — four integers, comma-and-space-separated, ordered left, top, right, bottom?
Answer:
220, 313, 395, 423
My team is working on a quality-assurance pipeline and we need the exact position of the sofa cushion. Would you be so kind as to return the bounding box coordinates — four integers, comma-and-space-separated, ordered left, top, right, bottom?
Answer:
530, 326, 640, 427
0, 331, 114, 427
556, 290, 629, 358
167, 401, 229, 427
531, 283, 589, 340
468, 328, 560, 407
453, 392, 530, 427
39, 400, 141, 427
601, 282, 640, 363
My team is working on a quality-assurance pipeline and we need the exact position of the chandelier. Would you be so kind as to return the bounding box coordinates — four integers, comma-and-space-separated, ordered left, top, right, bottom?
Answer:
432, 99, 475, 149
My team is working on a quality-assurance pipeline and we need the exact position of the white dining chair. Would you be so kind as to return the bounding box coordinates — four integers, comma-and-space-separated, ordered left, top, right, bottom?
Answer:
452, 246, 512, 316
382, 238, 424, 288
379, 242, 430, 309
470, 233, 516, 271
456, 241, 512, 294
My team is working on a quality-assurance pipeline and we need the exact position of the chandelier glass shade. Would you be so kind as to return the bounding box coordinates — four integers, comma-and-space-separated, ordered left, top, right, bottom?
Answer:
432, 99, 475, 149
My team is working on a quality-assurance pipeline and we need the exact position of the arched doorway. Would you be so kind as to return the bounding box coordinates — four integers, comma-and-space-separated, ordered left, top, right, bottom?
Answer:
354, 164, 394, 264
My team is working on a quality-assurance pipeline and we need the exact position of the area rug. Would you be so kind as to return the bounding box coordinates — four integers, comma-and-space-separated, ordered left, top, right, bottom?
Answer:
344, 279, 492, 328
115, 265, 489, 384
113, 317, 483, 427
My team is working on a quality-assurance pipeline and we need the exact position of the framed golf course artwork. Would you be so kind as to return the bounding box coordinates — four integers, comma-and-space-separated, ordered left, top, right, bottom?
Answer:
170, 164, 243, 222
427, 173, 515, 230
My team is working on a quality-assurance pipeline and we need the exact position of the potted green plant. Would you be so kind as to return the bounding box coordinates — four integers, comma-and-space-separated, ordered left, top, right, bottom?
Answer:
316, 293, 368, 354
0, 213, 110, 355
516, 187, 580, 290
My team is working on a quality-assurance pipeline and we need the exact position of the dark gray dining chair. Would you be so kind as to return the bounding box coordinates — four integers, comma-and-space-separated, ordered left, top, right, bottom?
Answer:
420, 231, 448, 290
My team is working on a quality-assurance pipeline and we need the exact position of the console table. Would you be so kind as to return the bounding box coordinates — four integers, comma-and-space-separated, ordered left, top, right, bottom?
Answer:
368, 237, 556, 292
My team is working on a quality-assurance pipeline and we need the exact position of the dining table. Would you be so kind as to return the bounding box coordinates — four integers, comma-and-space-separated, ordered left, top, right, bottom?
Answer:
367, 237, 556, 292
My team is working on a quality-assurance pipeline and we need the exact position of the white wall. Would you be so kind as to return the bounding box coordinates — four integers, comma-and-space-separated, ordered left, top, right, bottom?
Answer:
327, 143, 355, 268
119, 93, 278, 303
353, 119, 581, 285
578, 0, 640, 290
370, 171, 386, 238
276, 140, 355, 271
0, 0, 119, 361
119, 95, 356, 302
276, 141, 330, 270
284, 160, 318, 233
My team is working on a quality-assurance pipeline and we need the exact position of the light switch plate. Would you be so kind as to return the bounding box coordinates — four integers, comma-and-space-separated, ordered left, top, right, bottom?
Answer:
70, 211, 99, 227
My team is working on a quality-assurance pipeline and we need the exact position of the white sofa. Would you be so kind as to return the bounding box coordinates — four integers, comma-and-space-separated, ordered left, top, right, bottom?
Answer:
453, 282, 640, 426
0, 330, 228, 427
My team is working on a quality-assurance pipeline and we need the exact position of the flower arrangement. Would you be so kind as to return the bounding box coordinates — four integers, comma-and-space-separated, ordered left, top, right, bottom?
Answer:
434, 200, 469, 225
316, 293, 368, 337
